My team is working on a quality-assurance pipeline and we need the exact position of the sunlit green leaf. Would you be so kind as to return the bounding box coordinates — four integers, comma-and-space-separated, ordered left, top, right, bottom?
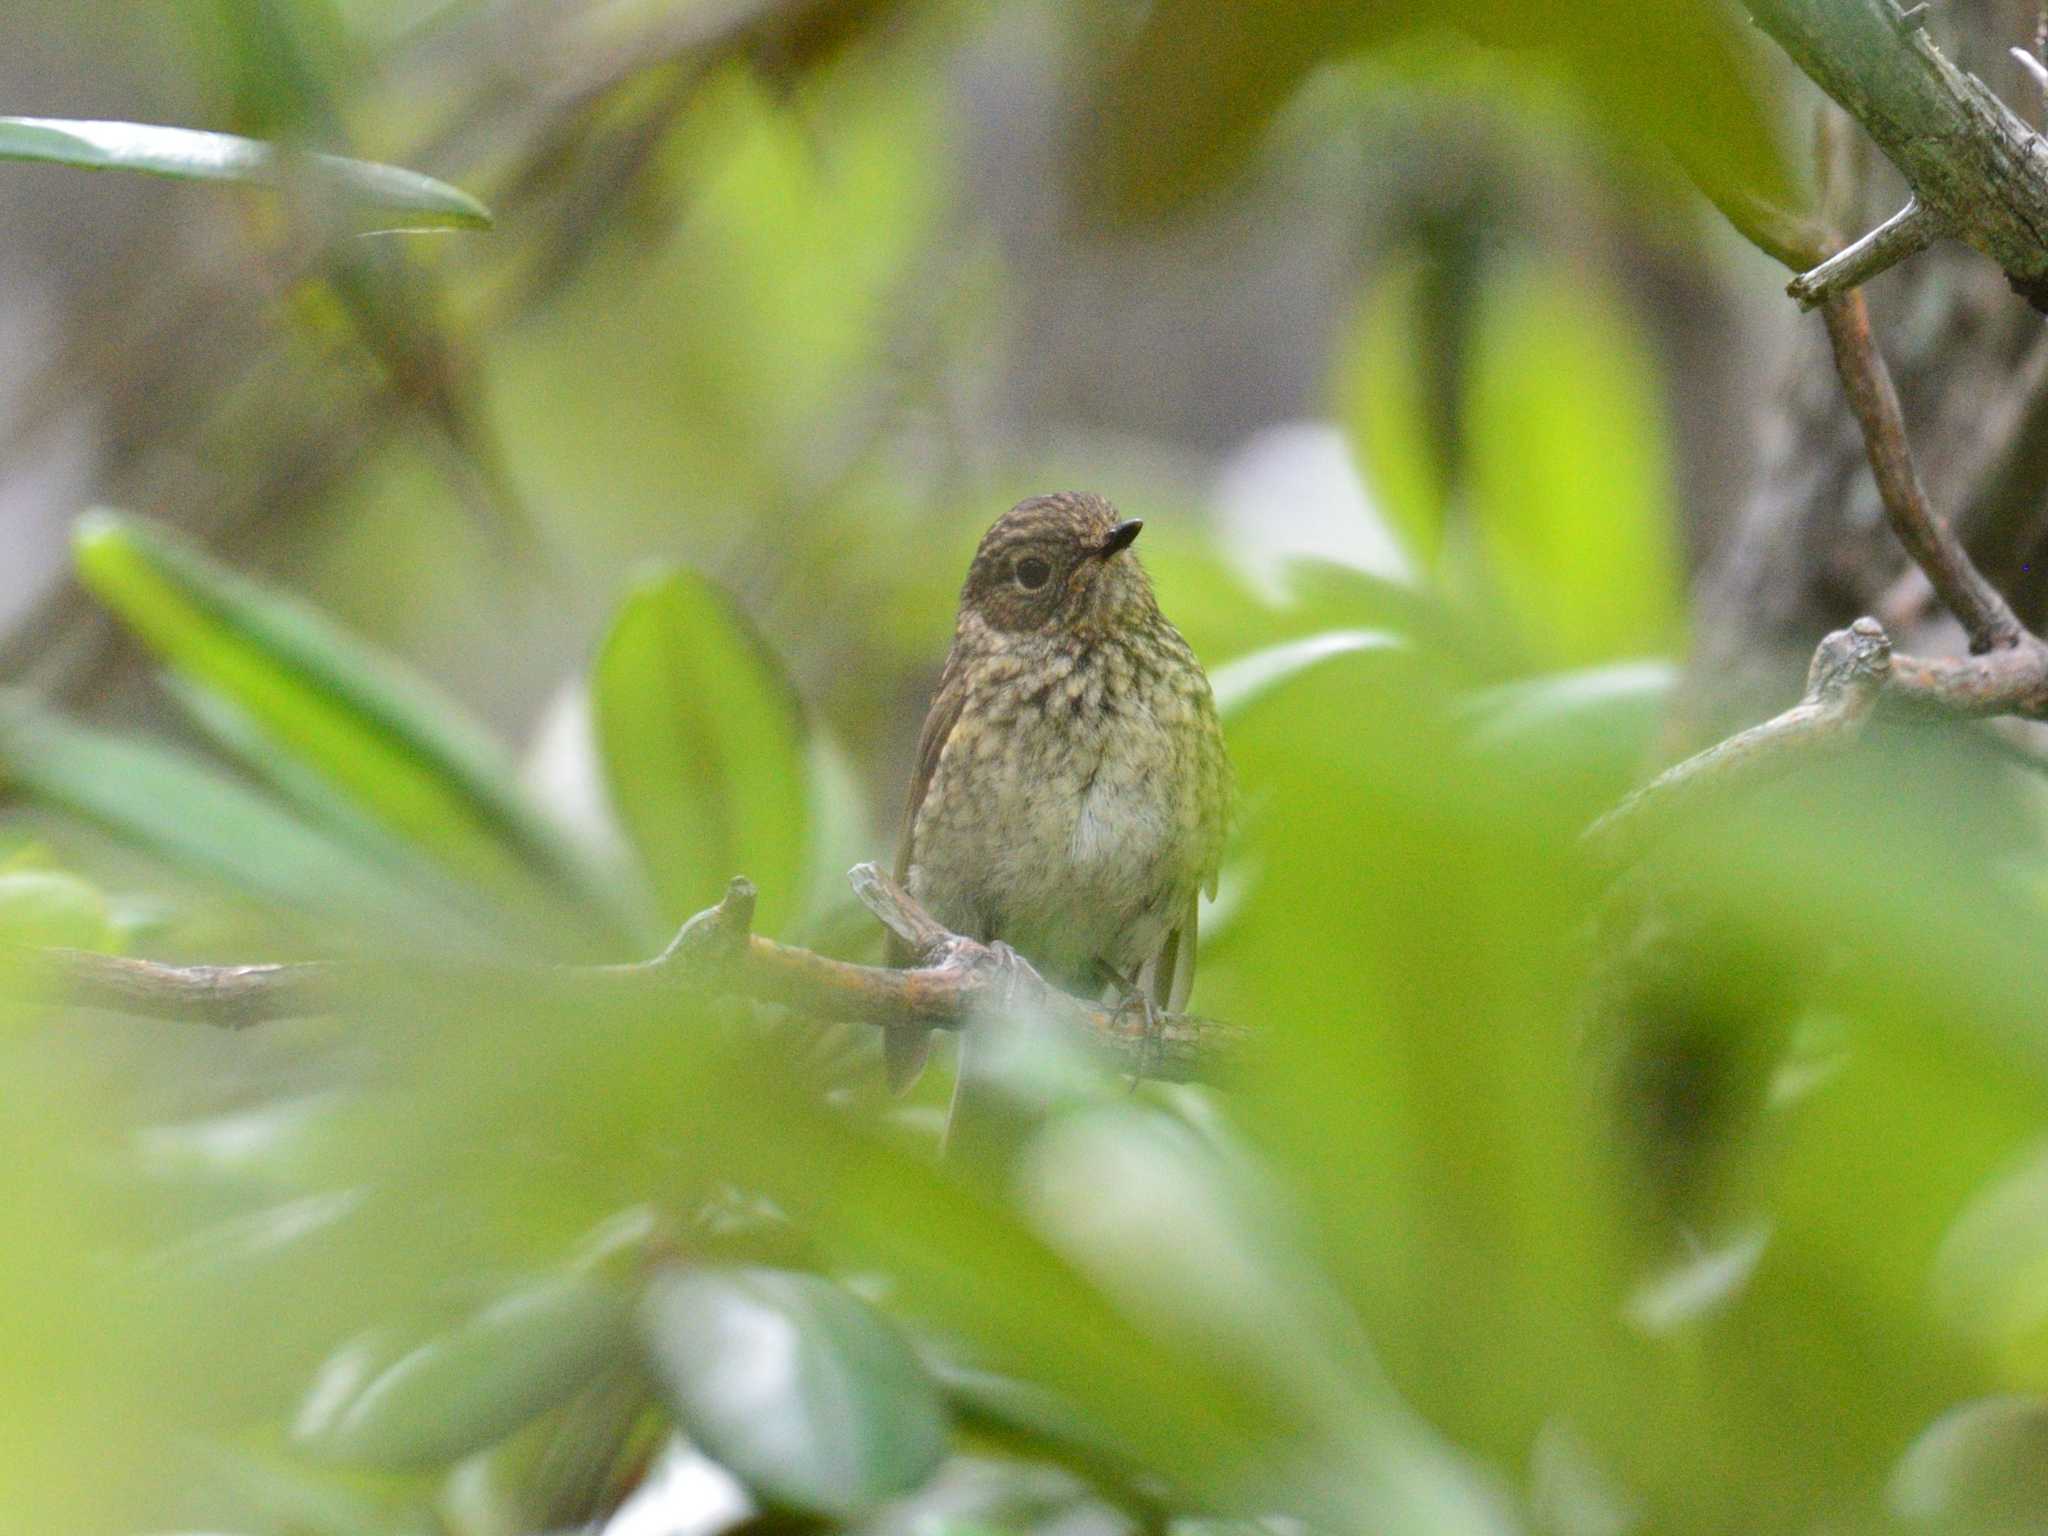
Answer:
595, 568, 812, 935
1335, 256, 1450, 567
0, 116, 491, 228
1465, 260, 1684, 666
640, 1266, 948, 1516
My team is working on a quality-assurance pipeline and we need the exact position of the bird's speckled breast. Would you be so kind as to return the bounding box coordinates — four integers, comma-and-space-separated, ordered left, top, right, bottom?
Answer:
906, 622, 1223, 993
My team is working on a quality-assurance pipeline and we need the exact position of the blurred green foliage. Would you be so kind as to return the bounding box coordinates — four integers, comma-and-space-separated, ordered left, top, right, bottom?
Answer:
2, 4, 2045, 1536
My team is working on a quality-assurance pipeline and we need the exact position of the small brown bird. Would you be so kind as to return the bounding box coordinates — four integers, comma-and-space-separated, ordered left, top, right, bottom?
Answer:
886, 491, 1232, 1097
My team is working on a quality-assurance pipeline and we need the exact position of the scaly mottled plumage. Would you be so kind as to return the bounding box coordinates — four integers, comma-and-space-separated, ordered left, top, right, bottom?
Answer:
886, 491, 1232, 1095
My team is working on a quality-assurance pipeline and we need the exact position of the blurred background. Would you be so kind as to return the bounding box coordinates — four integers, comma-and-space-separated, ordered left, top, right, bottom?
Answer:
11, 2, 2048, 1534
0, 0, 1798, 752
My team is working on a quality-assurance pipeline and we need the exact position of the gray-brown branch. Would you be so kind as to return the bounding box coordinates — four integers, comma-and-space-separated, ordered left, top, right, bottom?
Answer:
1586, 618, 1894, 867
1746, 0, 2048, 308
1600, 245, 2048, 857
19, 869, 1249, 1083
1820, 288, 2030, 654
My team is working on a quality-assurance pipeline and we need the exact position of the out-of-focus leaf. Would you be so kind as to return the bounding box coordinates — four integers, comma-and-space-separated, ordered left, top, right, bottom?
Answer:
1459, 660, 1673, 807
132, 1095, 351, 1208
0, 868, 117, 951
1081, 0, 1398, 219
1465, 260, 1684, 666
1081, 0, 1788, 223
1025, 1105, 1516, 1536
1211, 630, 1404, 720
72, 511, 622, 940
295, 1277, 635, 1471
1933, 1141, 2048, 1384
1211, 640, 1643, 1478
0, 692, 440, 932
1461, 662, 1673, 752
1335, 256, 1451, 567
639, 1265, 948, 1516
0, 116, 491, 228
187, 1439, 437, 1536
1890, 1396, 2048, 1532
1623, 1223, 1770, 1337
595, 569, 812, 934
163, 674, 511, 926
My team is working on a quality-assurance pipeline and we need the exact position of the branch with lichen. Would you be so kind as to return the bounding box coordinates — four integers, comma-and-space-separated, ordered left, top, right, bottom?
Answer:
18, 866, 1250, 1083
1743, 0, 2048, 308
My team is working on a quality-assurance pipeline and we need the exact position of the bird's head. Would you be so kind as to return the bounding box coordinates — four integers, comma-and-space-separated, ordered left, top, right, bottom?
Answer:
958, 491, 1158, 639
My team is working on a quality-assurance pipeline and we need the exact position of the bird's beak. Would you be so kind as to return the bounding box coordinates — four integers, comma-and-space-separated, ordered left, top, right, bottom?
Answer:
1096, 519, 1144, 559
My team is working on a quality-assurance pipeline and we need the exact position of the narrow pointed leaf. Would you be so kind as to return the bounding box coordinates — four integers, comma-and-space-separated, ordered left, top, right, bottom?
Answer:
0, 117, 491, 229
72, 511, 621, 939
0, 693, 441, 930
1211, 630, 1404, 721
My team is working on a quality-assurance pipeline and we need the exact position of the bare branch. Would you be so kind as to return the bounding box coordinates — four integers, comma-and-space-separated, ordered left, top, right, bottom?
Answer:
1787, 199, 1943, 308
1887, 643, 2048, 715
1587, 618, 1893, 867
30, 952, 343, 1030
1744, 0, 2048, 309
19, 868, 1249, 1083
1821, 289, 2029, 654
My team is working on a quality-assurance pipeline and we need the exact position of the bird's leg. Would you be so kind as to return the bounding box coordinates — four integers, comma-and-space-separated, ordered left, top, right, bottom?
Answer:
1098, 962, 1161, 1091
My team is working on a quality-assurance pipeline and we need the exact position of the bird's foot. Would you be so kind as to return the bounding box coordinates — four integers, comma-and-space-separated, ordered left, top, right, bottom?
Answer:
1103, 971, 1162, 1092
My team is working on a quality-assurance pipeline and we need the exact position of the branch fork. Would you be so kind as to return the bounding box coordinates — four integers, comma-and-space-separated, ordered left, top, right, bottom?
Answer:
1596, 284, 2048, 862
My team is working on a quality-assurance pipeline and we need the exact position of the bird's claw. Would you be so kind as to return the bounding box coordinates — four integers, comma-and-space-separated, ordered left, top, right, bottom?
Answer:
1107, 981, 1162, 1092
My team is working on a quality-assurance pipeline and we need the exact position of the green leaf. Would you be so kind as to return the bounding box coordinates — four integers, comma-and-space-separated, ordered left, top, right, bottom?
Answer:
1459, 660, 1674, 805
0, 117, 491, 229
1210, 630, 1404, 721
1335, 255, 1451, 567
639, 1266, 948, 1516
595, 569, 812, 935
1080, 0, 1789, 223
1890, 1397, 2048, 1531
0, 870, 116, 952
72, 510, 621, 938
1465, 259, 1685, 666
0, 692, 442, 932
294, 1277, 635, 1471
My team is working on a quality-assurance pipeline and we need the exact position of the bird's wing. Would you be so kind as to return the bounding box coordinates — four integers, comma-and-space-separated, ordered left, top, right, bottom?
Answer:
884, 648, 970, 1091
1158, 669, 1229, 1011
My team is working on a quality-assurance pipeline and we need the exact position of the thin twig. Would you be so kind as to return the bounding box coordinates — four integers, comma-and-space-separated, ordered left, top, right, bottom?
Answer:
1820, 289, 2029, 654
19, 869, 1249, 1082
1787, 199, 1943, 308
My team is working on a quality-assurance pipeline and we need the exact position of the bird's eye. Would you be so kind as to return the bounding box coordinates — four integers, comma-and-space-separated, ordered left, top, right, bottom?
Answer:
1015, 557, 1053, 591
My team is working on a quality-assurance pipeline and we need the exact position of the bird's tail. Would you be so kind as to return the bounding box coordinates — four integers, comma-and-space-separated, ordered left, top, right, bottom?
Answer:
883, 1023, 932, 1094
